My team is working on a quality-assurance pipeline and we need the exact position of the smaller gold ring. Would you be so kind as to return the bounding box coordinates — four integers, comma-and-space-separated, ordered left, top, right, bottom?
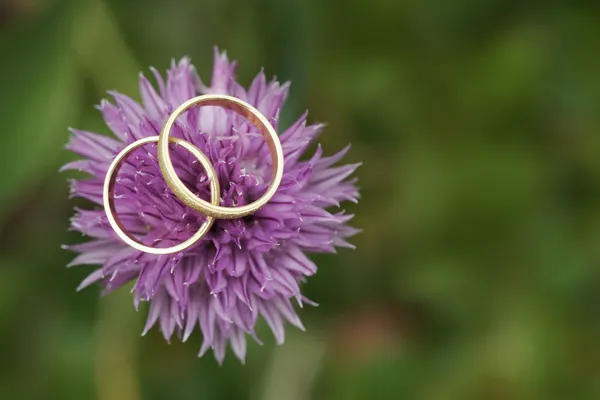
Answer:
157, 95, 284, 220
103, 136, 220, 255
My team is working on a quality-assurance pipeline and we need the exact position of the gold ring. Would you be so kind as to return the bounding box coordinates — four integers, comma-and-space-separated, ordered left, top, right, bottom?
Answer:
157, 94, 284, 219
103, 136, 220, 255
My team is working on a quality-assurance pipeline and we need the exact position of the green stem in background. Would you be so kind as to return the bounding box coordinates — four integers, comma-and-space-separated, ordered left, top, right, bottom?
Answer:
257, 331, 325, 400
71, 0, 140, 95
94, 286, 141, 400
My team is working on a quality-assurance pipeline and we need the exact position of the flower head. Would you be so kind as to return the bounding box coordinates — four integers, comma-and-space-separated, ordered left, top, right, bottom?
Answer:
63, 48, 360, 363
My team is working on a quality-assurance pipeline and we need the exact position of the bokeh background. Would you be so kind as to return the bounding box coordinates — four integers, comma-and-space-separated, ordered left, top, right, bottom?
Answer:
1, 0, 600, 399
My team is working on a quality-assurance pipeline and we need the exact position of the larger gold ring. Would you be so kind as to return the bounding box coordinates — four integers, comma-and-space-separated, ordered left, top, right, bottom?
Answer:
157, 94, 284, 219
103, 136, 220, 255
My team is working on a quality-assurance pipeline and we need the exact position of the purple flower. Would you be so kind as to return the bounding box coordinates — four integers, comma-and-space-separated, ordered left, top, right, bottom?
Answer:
63, 48, 360, 364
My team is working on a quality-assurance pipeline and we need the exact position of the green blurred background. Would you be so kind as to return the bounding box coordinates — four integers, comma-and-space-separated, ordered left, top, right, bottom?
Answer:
1, 0, 600, 399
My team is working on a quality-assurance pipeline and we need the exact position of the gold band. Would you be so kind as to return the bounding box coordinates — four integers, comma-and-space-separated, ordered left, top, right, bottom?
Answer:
157, 94, 284, 219
103, 95, 283, 254
103, 136, 220, 255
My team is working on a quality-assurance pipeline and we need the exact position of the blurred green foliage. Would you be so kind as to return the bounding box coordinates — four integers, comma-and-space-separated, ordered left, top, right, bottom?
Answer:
1, 0, 600, 399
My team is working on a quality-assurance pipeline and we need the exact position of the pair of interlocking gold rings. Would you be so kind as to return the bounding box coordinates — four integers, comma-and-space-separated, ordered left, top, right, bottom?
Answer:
102, 95, 284, 255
